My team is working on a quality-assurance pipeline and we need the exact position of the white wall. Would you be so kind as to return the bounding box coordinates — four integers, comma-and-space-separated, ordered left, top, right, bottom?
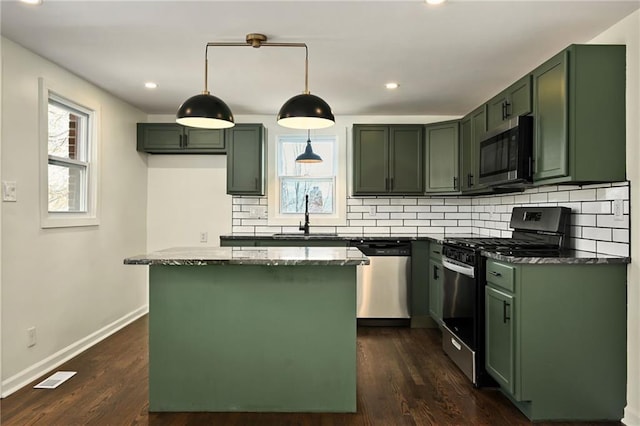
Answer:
0, 38, 148, 395
146, 154, 231, 251
589, 11, 640, 426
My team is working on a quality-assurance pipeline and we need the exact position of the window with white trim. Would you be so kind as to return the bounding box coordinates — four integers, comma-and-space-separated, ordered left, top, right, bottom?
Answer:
40, 78, 99, 228
47, 97, 91, 212
278, 135, 336, 215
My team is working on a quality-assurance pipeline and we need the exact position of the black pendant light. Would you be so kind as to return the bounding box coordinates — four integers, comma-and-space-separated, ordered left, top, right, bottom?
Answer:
296, 130, 323, 163
176, 92, 234, 129
176, 34, 334, 130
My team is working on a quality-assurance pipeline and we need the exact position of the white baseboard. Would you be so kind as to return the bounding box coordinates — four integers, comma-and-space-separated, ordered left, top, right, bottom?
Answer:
1, 305, 148, 398
625, 405, 640, 426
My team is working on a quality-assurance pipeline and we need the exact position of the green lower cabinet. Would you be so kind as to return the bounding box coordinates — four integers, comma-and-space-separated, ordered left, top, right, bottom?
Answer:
484, 259, 627, 421
485, 286, 515, 394
410, 241, 431, 328
428, 258, 443, 325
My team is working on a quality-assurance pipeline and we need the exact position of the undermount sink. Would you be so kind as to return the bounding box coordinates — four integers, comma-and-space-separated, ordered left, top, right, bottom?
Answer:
272, 233, 338, 238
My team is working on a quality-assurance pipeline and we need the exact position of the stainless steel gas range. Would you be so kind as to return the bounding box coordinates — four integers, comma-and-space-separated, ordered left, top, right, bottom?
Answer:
440, 206, 571, 386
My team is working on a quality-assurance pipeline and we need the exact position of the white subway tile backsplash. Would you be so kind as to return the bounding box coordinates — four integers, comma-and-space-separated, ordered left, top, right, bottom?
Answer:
418, 212, 445, 220
377, 205, 404, 213
582, 227, 612, 241
569, 189, 597, 202
581, 201, 611, 214
548, 191, 570, 202
432, 205, 458, 213
596, 241, 629, 257
231, 181, 629, 256
571, 238, 597, 252
613, 229, 629, 243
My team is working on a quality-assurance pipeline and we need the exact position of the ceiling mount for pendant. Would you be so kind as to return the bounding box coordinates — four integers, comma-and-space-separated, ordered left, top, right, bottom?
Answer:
176, 32, 335, 130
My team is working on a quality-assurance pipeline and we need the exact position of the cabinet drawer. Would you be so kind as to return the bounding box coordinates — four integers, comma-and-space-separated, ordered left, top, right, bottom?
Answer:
486, 260, 515, 292
430, 243, 443, 259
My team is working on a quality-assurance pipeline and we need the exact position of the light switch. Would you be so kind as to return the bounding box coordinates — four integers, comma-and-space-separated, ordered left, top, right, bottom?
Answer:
2, 181, 17, 202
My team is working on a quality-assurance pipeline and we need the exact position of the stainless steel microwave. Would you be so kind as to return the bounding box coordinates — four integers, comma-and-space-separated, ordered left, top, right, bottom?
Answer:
478, 115, 533, 187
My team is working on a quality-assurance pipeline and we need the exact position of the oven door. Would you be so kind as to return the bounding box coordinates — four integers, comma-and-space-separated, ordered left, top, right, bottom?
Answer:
441, 257, 477, 349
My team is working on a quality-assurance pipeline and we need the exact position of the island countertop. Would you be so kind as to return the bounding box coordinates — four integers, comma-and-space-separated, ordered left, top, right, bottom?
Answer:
124, 246, 370, 266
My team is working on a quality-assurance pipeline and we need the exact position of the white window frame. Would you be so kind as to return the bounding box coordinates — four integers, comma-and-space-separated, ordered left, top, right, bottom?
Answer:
267, 128, 347, 227
39, 78, 100, 228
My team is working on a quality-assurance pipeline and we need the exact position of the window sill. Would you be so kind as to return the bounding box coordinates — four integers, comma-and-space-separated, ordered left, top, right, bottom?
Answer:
41, 214, 99, 229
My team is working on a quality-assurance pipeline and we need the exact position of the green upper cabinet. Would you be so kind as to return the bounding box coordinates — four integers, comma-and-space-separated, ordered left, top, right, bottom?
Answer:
353, 124, 424, 195
486, 74, 532, 132
226, 124, 265, 195
532, 44, 626, 184
137, 123, 225, 154
459, 106, 487, 192
424, 120, 459, 193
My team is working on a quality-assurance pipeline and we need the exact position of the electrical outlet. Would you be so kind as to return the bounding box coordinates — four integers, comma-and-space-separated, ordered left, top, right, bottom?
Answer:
27, 327, 36, 348
199, 232, 208, 243
613, 199, 624, 221
368, 206, 376, 217
2, 181, 17, 202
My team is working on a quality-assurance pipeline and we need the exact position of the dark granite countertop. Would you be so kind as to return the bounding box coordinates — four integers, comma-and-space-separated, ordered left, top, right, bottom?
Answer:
124, 246, 370, 266
219, 233, 481, 244
482, 249, 630, 265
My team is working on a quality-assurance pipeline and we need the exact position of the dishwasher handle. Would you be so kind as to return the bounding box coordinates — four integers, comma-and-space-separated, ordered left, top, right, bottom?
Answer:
442, 258, 475, 278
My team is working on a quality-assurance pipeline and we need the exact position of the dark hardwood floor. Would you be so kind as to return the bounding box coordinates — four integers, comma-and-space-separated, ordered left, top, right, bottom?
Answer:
0, 315, 621, 426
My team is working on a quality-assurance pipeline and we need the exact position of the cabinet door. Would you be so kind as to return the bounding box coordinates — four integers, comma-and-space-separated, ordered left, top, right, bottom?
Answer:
353, 125, 389, 194
532, 51, 568, 181
507, 75, 532, 119
425, 121, 459, 193
389, 125, 424, 194
184, 128, 225, 153
226, 124, 264, 195
486, 91, 509, 133
485, 286, 515, 395
459, 115, 473, 191
470, 106, 487, 189
137, 123, 183, 152
428, 259, 443, 325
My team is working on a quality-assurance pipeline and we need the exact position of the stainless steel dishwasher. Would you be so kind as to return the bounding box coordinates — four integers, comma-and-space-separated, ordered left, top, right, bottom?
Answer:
351, 240, 411, 325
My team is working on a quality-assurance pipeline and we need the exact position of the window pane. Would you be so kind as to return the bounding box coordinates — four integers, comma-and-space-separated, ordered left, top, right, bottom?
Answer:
48, 162, 86, 212
48, 101, 87, 160
279, 138, 335, 177
280, 178, 334, 214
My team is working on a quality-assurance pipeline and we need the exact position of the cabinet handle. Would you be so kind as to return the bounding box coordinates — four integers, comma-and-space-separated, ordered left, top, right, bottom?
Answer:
432, 250, 440, 255
433, 265, 439, 280
489, 271, 502, 277
501, 102, 507, 120
183, 134, 188, 147
453, 176, 458, 190
504, 101, 512, 118
503, 301, 511, 323
468, 174, 474, 188
179, 134, 183, 148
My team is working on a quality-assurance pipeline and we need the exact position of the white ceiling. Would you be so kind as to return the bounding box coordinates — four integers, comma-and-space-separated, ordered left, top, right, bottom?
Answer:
2, 0, 639, 118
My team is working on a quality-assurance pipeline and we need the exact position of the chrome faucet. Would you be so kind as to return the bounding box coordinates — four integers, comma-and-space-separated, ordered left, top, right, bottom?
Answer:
299, 194, 310, 236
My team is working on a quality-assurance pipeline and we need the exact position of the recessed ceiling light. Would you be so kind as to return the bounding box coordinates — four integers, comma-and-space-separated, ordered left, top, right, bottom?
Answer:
144, 82, 158, 89
385, 82, 399, 90
20, 0, 43, 4
426, 0, 446, 5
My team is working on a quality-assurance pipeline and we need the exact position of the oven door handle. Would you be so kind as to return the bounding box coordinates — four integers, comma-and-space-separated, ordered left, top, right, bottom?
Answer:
442, 258, 475, 278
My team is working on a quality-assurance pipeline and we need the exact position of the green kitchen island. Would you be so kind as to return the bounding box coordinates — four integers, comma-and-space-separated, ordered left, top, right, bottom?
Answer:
124, 246, 368, 413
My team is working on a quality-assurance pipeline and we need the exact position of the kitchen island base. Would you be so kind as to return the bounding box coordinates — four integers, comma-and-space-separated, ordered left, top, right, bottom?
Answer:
148, 264, 357, 413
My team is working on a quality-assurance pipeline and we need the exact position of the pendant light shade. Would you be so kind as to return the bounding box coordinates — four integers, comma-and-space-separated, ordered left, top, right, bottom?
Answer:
296, 131, 323, 163
176, 92, 235, 129
278, 93, 335, 130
